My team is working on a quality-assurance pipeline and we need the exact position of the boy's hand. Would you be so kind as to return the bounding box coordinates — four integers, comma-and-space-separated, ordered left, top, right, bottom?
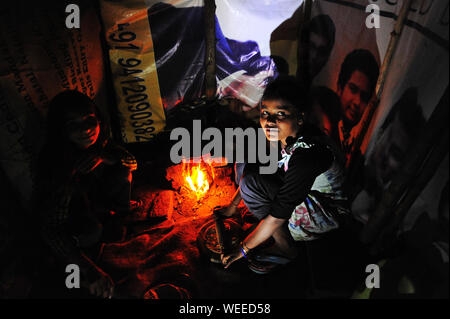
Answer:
221, 246, 244, 269
214, 204, 238, 218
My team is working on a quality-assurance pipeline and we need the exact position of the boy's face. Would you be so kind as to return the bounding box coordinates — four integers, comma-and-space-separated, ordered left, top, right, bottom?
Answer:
259, 99, 301, 146
65, 111, 100, 149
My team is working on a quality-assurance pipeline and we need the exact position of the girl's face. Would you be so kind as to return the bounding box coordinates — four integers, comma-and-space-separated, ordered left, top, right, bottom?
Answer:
65, 111, 100, 149
259, 99, 302, 147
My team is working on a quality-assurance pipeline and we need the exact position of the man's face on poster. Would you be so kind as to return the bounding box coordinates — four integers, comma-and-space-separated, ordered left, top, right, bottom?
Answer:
299, 31, 331, 79
338, 70, 371, 128
372, 113, 410, 185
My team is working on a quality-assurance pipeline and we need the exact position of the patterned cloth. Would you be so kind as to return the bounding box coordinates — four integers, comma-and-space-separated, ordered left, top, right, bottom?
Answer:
279, 136, 349, 241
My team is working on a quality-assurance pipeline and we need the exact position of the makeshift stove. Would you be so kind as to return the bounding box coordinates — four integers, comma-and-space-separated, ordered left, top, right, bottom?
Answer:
196, 214, 243, 263
165, 157, 244, 263
165, 157, 235, 220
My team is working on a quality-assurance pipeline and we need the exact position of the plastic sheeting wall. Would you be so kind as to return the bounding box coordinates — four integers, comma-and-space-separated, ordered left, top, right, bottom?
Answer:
0, 0, 448, 233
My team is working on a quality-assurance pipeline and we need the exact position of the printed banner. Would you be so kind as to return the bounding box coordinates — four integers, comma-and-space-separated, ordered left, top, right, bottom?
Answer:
299, 0, 448, 231
100, 0, 166, 143
119, 0, 297, 111
349, 0, 449, 229
0, 1, 107, 209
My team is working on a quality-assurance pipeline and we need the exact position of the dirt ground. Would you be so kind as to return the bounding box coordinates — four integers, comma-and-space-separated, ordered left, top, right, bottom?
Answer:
72, 161, 372, 299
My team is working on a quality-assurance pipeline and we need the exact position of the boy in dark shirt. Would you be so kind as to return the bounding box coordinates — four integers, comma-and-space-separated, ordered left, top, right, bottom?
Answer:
221, 76, 348, 273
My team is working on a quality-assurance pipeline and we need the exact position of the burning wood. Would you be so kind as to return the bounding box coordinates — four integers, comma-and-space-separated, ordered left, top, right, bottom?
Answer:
185, 165, 210, 195
166, 157, 235, 219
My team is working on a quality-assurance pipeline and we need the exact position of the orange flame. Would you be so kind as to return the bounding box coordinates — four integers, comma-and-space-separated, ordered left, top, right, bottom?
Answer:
185, 165, 210, 194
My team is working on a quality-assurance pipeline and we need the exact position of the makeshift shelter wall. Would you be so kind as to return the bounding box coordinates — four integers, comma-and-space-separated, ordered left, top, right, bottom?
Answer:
344, 1, 447, 228
0, 1, 108, 211
268, 0, 449, 233
0, 0, 448, 232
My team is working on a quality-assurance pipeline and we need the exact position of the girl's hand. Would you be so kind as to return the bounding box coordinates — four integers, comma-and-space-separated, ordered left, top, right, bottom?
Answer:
221, 246, 245, 269
83, 267, 114, 299
102, 149, 137, 170
74, 153, 104, 175
55, 184, 73, 216
120, 155, 137, 171
89, 271, 114, 299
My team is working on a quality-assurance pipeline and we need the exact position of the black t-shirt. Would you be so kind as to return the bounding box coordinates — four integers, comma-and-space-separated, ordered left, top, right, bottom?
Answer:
270, 137, 334, 219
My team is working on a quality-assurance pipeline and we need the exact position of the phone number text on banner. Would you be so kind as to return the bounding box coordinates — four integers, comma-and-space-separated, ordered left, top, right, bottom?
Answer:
101, 2, 166, 143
